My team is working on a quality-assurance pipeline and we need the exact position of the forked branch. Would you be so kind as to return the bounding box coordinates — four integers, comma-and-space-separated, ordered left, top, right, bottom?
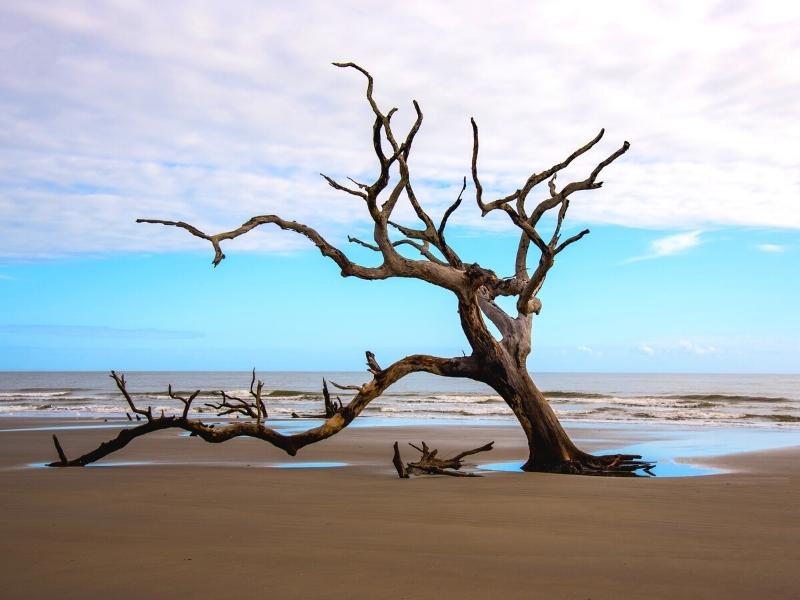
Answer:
470, 117, 630, 314
392, 440, 494, 478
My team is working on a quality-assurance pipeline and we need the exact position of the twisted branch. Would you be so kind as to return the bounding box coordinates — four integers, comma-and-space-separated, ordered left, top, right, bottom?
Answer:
470, 117, 629, 315
48, 353, 480, 467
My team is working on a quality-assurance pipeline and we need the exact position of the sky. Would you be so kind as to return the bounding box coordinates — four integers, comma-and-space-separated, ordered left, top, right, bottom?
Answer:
0, 1, 798, 372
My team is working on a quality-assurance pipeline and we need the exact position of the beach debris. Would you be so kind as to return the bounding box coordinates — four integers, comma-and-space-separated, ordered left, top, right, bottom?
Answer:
392, 440, 494, 478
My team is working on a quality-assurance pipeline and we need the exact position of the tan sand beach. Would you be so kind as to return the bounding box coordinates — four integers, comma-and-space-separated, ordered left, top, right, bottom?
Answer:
1, 417, 798, 599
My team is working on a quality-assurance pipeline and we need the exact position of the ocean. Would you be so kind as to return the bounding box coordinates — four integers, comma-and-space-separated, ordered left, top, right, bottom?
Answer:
0, 371, 798, 427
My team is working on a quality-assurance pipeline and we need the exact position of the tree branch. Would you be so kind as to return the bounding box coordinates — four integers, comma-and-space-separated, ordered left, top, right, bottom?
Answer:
49, 356, 481, 467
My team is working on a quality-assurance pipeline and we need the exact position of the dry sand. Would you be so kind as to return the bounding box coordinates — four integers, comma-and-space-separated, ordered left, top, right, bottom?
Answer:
1, 417, 798, 599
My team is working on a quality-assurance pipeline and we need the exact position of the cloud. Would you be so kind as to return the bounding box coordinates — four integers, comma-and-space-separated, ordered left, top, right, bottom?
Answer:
678, 340, 716, 355
625, 230, 703, 263
638, 344, 655, 356
1, 2, 799, 259
756, 243, 787, 253
577, 345, 602, 356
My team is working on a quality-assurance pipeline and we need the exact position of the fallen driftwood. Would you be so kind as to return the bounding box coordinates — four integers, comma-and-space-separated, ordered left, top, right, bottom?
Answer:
392, 440, 494, 478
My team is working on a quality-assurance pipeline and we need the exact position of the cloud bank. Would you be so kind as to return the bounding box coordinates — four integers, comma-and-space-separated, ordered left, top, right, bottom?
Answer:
1, 1, 798, 259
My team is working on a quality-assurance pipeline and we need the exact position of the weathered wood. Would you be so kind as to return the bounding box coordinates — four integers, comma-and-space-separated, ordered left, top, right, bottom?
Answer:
392, 442, 409, 478
47, 62, 651, 476
393, 441, 494, 478
51, 435, 67, 465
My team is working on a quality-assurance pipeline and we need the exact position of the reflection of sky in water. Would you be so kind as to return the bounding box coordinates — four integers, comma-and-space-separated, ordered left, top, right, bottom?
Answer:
13, 419, 800, 477
481, 427, 800, 477
479, 460, 717, 477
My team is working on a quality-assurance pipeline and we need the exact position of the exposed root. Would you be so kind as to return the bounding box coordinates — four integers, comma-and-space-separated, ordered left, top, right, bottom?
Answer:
524, 452, 656, 476
392, 440, 494, 478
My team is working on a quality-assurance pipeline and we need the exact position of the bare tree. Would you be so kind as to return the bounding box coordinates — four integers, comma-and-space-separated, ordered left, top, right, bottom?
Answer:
49, 62, 652, 475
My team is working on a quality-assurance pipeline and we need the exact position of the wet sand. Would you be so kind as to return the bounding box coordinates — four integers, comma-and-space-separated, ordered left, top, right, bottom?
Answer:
1, 417, 798, 599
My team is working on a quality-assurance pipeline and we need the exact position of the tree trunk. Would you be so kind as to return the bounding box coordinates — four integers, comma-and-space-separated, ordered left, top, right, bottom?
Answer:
479, 353, 579, 471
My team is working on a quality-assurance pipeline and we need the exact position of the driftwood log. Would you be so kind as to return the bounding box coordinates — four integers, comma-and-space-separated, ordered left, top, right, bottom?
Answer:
392, 441, 494, 478
46, 61, 655, 476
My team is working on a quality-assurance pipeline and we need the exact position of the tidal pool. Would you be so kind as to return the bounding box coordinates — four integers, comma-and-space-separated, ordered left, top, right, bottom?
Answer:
480, 426, 800, 477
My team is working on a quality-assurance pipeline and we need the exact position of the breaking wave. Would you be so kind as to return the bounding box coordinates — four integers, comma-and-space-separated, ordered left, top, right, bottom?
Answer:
1, 377, 798, 427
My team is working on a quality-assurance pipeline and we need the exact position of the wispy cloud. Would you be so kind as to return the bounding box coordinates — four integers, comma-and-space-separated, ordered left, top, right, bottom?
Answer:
638, 339, 716, 356
577, 345, 602, 356
678, 340, 716, 355
756, 243, 787, 253
625, 230, 703, 263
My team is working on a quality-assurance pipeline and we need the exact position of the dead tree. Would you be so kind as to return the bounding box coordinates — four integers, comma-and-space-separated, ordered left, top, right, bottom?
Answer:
48, 62, 653, 475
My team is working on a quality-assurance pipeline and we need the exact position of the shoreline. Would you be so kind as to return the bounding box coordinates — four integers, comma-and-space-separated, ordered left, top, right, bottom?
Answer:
2, 417, 799, 598
2, 415, 799, 476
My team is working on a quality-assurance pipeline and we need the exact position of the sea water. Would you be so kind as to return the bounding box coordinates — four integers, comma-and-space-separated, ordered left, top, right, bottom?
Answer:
1, 371, 798, 428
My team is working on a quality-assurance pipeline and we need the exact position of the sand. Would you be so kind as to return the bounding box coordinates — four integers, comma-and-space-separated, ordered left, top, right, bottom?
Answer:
1, 417, 798, 599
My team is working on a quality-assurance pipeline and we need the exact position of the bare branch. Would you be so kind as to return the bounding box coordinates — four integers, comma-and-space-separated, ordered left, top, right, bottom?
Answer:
328, 381, 364, 393
137, 216, 389, 280
347, 177, 370, 190
110, 371, 152, 420
321, 173, 368, 199
471, 118, 485, 213
556, 228, 591, 254
392, 239, 449, 266
365, 350, 382, 375
438, 176, 467, 241
167, 385, 201, 420
347, 235, 381, 252
50, 355, 481, 467
52, 435, 67, 465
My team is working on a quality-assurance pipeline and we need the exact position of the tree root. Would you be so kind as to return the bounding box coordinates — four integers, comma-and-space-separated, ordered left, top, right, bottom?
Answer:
392, 440, 494, 478
524, 452, 656, 476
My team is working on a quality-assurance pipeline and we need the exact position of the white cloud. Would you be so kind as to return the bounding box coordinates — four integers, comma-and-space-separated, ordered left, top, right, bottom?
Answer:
577, 345, 603, 356
636, 339, 717, 356
756, 243, 787, 253
1, 1, 799, 258
678, 340, 716, 355
625, 230, 703, 263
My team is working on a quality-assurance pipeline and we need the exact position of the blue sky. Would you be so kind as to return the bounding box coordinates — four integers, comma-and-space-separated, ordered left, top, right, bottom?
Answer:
0, 1, 798, 372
